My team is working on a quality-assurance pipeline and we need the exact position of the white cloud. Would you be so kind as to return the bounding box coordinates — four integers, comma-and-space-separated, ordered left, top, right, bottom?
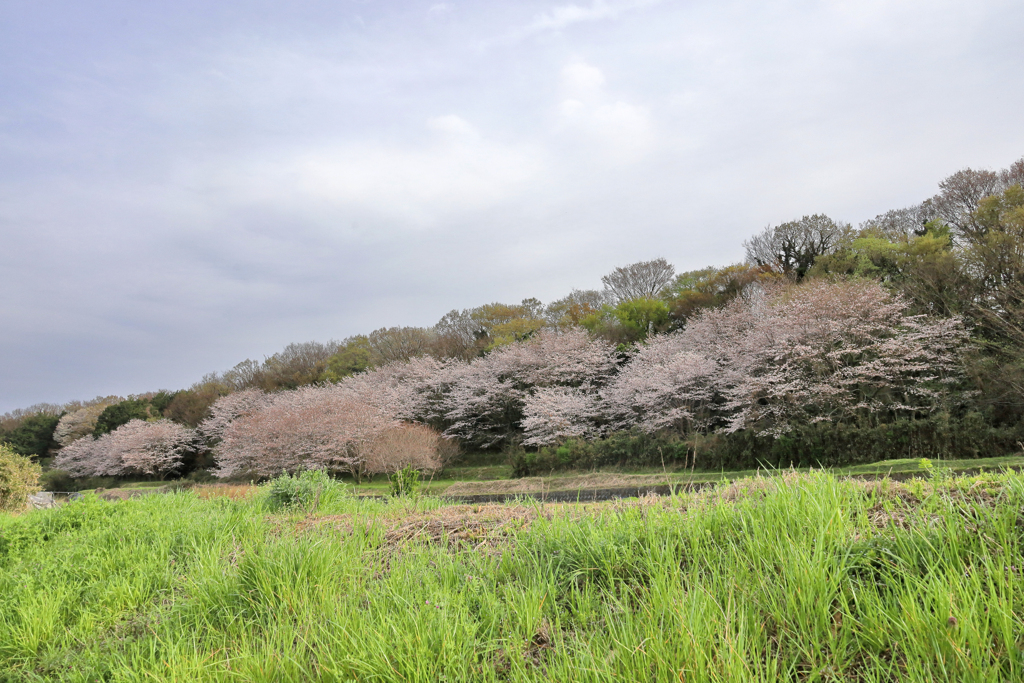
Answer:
427, 114, 481, 140
555, 61, 654, 159
561, 62, 606, 100
523, 0, 658, 34
215, 126, 546, 228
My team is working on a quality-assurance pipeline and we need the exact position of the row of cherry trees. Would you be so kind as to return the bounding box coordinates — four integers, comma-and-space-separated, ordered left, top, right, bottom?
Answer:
53, 279, 967, 478
313, 279, 967, 449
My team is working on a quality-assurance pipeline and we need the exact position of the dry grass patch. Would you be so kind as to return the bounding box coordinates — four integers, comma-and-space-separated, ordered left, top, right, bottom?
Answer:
194, 484, 258, 500
302, 503, 543, 551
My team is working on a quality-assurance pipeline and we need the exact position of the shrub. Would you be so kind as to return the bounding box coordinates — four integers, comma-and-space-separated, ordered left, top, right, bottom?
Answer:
362, 423, 442, 478
508, 413, 1024, 476
510, 431, 690, 476
263, 469, 347, 512
38, 468, 77, 493
0, 444, 42, 512
389, 466, 421, 497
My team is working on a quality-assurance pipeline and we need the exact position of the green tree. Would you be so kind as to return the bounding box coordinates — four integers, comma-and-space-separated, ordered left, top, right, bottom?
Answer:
662, 264, 770, 328
0, 412, 62, 459
324, 336, 373, 381
582, 298, 670, 345
0, 443, 41, 512
93, 398, 151, 436
164, 380, 230, 427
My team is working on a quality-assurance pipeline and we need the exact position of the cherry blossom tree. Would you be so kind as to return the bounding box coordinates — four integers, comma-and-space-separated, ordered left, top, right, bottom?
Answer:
52, 419, 196, 478
213, 385, 397, 480
336, 354, 452, 425
114, 419, 196, 477
719, 280, 967, 435
521, 387, 602, 446
600, 339, 722, 435
51, 434, 122, 478
605, 279, 968, 439
440, 328, 616, 448
52, 399, 121, 447
199, 388, 272, 441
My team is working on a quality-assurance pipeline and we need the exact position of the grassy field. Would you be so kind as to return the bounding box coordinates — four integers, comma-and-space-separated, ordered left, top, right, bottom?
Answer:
2, 468, 1024, 681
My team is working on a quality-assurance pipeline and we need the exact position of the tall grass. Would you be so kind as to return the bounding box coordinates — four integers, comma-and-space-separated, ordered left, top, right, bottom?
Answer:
1, 471, 1023, 681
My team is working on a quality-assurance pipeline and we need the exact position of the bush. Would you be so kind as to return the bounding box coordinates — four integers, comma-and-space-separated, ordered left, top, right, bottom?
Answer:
263, 469, 348, 511
694, 413, 1024, 470
509, 431, 690, 476
389, 466, 421, 497
508, 414, 1024, 476
38, 468, 77, 493
0, 444, 42, 512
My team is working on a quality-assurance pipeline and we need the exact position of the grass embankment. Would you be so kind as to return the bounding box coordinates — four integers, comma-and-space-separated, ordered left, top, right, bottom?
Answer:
3, 469, 1024, 681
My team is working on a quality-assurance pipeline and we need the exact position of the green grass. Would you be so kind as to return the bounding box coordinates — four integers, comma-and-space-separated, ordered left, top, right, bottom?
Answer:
437, 454, 1024, 496
3, 469, 1024, 681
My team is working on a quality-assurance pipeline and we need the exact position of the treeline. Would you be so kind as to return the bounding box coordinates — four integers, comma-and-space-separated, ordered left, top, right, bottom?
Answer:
3, 154, 1023, 480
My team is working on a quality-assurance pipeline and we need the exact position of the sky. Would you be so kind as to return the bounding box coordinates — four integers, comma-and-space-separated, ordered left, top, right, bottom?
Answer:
1, 0, 1023, 413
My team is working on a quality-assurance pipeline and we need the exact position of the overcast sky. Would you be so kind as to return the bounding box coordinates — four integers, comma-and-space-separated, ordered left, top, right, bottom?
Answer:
1, 0, 1022, 412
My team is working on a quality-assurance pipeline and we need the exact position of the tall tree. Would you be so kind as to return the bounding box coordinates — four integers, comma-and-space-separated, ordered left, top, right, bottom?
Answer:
601, 258, 676, 302
744, 214, 850, 280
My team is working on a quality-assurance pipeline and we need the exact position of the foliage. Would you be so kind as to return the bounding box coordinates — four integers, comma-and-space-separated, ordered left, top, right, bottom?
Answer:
0, 412, 61, 459
693, 413, 1024, 470
323, 336, 373, 381
511, 430, 689, 475
163, 380, 230, 427
262, 469, 346, 511
0, 444, 41, 512
53, 401, 115, 447
92, 398, 152, 436
389, 465, 421, 497
662, 263, 771, 328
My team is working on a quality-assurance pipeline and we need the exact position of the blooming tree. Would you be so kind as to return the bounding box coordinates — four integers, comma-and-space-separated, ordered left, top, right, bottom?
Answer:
719, 280, 967, 435
213, 385, 399, 480
600, 339, 722, 435
336, 354, 451, 425
605, 279, 968, 439
440, 328, 616, 448
52, 400, 119, 447
199, 388, 272, 441
521, 387, 603, 446
52, 419, 196, 478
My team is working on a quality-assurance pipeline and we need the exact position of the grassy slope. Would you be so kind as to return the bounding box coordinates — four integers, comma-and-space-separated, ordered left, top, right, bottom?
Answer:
3, 470, 1024, 681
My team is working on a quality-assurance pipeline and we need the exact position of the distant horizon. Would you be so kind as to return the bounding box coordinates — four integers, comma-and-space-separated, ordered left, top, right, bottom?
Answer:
3, 0, 1023, 412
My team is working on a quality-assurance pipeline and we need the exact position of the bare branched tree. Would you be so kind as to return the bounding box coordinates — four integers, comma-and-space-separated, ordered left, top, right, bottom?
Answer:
601, 258, 676, 302
744, 214, 850, 279
926, 156, 1024, 244
367, 326, 437, 364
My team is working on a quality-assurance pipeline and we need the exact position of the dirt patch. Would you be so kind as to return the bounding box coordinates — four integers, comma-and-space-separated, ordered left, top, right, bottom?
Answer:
302, 504, 541, 550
